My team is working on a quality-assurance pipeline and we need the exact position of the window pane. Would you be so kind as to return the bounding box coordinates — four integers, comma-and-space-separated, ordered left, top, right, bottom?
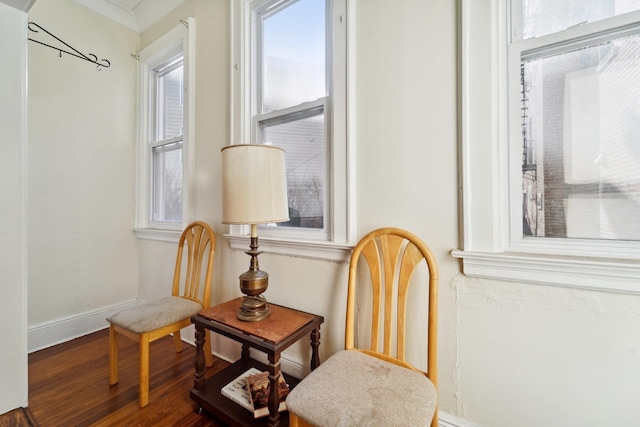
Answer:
156, 62, 183, 141
521, 34, 640, 240
152, 144, 183, 222
523, 0, 640, 39
261, 0, 325, 112
263, 114, 325, 229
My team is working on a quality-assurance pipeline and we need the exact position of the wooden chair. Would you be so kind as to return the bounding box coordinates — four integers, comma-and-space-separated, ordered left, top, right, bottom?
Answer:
287, 227, 439, 427
107, 221, 216, 407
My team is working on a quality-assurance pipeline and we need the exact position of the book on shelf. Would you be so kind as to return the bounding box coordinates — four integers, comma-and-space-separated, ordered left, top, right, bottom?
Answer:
246, 370, 290, 419
220, 367, 262, 412
220, 368, 290, 418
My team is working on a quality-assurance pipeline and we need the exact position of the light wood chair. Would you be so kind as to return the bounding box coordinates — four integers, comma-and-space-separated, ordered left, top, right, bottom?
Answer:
107, 221, 216, 407
287, 227, 439, 427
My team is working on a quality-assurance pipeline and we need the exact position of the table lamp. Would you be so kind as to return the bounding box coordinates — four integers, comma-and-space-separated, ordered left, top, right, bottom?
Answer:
221, 144, 289, 321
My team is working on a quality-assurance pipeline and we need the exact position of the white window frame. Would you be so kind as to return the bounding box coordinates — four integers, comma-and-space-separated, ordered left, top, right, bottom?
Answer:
134, 19, 196, 242
453, 0, 640, 294
229, 0, 355, 261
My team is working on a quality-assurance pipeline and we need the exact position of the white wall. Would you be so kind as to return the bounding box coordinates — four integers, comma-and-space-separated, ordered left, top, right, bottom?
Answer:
0, 1, 28, 414
27, 0, 140, 350
353, 0, 459, 413
457, 277, 640, 426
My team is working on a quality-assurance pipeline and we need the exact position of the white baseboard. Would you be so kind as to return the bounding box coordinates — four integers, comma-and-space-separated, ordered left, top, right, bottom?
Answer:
245, 348, 308, 379
439, 410, 481, 427
28, 299, 138, 353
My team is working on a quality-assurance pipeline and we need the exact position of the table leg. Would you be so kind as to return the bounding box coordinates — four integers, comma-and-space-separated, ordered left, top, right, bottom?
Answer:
241, 342, 250, 360
193, 324, 206, 391
266, 351, 282, 427
310, 326, 321, 370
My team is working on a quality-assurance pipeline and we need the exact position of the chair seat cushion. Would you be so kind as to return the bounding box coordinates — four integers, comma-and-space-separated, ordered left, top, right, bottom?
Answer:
107, 296, 202, 334
286, 350, 436, 427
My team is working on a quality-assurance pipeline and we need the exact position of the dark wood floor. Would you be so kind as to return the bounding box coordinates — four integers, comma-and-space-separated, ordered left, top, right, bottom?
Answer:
0, 408, 38, 427
28, 329, 230, 426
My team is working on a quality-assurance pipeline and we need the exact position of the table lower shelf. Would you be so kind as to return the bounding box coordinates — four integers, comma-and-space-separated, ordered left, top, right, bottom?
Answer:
190, 358, 301, 427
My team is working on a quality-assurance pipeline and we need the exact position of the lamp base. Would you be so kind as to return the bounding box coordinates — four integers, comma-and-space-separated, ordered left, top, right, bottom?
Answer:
236, 231, 271, 321
237, 295, 271, 321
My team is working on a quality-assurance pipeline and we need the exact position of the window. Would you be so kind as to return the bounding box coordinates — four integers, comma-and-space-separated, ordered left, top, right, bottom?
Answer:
230, 0, 354, 260
135, 20, 195, 240
152, 56, 184, 224
511, 1, 640, 245
256, 0, 327, 235
453, 0, 640, 293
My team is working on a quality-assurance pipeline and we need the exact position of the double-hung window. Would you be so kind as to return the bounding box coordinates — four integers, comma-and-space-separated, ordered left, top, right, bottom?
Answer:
511, 2, 640, 245
135, 20, 195, 239
231, 0, 353, 260
152, 56, 184, 224
455, 0, 640, 293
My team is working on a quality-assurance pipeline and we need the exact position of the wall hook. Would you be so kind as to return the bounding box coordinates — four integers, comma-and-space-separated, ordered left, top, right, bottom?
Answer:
28, 21, 111, 70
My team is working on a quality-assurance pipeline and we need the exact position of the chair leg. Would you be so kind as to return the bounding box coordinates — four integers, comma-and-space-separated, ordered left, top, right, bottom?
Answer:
172, 330, 183, 353
139, 333, 150, 407
204, 330, 214, 368
109, 325, 118, 385
289, 413, 312, 427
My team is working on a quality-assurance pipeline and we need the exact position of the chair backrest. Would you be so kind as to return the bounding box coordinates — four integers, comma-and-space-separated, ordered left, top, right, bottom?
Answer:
345, 227, 438, 386
172, 221, 216, 310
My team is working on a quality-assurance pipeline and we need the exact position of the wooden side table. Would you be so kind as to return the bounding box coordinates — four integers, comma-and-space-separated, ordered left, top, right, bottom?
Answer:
190, 297, 324, 427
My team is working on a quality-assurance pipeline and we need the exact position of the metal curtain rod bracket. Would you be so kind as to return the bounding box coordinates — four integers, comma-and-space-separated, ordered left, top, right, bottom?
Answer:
27, 21, 111, 70
130, 18, 188, 63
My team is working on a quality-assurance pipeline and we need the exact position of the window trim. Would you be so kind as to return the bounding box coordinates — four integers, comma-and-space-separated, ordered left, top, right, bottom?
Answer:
134, 19, 196, 240
453, 0, 640, 294
226, 232, 353, 262
230, 0, 355, 262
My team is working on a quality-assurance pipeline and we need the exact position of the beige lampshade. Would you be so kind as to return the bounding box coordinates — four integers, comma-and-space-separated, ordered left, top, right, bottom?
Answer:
221, 144, 289, 225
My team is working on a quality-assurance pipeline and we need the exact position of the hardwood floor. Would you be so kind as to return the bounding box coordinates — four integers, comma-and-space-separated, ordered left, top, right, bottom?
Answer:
28, 329, 230, 426
0, 408, 38, 427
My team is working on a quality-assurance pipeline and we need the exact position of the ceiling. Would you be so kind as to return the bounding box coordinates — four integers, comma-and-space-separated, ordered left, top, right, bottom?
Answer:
0, 0, 35, 12
75, 0, 185, 32
1, 0, 183, 32
110, 0, 144, 10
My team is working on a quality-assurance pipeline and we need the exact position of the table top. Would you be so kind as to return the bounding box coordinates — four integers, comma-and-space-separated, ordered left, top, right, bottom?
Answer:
197, 297, 322, 345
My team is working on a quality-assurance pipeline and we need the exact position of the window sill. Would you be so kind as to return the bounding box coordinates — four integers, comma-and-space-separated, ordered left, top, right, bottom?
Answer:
225, 234, 353, 262
133, 228, 181, 243
451, 249, 640, 294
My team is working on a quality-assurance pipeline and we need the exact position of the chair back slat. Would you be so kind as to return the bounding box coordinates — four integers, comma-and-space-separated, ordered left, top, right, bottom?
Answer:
183, 231, 195, 298
396, 241, 424, 360
380, 234, 402, 355
188, 229, 207, 300
359, 239, 381, 351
